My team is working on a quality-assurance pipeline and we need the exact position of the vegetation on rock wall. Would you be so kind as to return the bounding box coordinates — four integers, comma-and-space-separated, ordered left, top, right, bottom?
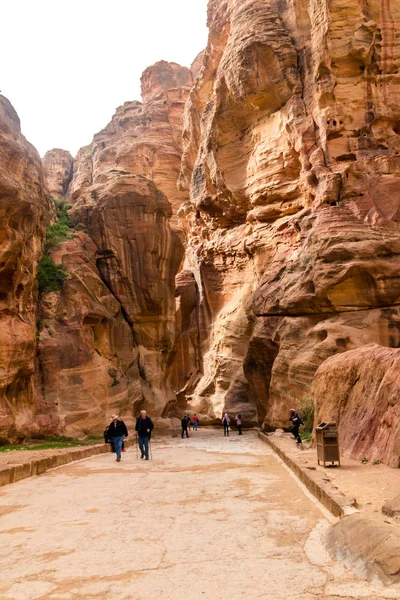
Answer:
37, 255, 68, 293
37, 198, 73, 294
45, 198, 74, 251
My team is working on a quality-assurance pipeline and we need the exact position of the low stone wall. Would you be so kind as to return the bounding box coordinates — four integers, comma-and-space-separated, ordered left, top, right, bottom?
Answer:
258, 431, 400, 586
258, 432, 356, 518
0, 437, 136, 489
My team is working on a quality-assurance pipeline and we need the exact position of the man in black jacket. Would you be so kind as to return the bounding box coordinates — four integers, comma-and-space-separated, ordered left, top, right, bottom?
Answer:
108, 414, 128, 462
289, 409, 302, 445
181, 415, 190, 439
135, 410, 154, 460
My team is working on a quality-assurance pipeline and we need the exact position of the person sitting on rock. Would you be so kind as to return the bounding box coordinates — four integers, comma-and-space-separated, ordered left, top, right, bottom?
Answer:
289, 409, 302, 445
181, 415, 190, 439
108, 414, 128, 462
135, 410, 154, 460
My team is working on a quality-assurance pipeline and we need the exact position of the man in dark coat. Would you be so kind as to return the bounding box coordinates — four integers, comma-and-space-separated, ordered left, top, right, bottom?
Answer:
289, 409, 302, 444
181, 415, 190, 439
135, 410, 154, 460
108, 414, 128, 461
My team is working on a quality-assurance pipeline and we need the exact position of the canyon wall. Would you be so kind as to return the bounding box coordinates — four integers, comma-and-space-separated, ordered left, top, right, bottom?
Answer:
174, 0, 400, 446
0, 95, 58, 441
37, 61, 191, 435
1, 0, 400, 464
42, 149, 73, 199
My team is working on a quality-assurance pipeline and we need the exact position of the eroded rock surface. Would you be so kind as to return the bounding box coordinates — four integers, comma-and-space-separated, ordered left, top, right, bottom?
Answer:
326, 513, 400, 585
0, 95, 56, 441
37, 61, 189, 430
312, 344, 400, 467
2, 0, 400, 459
38, 233, 140, 436
70, 60, 192, 230
173, 0, 400, 444
42, 149, 73, 199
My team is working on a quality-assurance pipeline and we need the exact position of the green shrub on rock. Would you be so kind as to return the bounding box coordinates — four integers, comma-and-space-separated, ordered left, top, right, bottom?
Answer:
37, 256, 68, 293
45, 198, 74, 251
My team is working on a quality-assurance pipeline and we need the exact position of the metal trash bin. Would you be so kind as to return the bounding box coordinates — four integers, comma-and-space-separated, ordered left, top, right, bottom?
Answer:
316, 422, 340, 467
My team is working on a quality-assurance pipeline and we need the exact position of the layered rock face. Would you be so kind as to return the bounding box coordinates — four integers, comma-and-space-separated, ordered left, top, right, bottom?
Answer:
42, 149, 73, 198
0, 95, 57, 441
36, 61, 189, 432
2, 1, 400, 462
312, 344, 400, 467
70, 61, 192, 230
37, 233, 141, 436
175, 0, 400, 449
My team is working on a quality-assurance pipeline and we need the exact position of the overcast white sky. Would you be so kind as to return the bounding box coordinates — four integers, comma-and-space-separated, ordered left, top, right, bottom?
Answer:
1, 0, 209, 157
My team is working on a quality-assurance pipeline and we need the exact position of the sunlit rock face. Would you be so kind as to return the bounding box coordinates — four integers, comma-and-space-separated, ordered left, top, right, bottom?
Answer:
39, 61, 189, 431
2, 0, 400, 456
175, 0, 400, 437
42, 149, 73, 199
0, 95, 57, 441
70, 60, 192, 231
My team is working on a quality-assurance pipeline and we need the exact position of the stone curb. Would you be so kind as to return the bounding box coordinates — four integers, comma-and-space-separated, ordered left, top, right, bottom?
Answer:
258, 431, 356, 518
0, 437, 136, 489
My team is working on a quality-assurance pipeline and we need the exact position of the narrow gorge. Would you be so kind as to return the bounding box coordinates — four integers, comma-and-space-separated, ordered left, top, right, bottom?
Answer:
1, 0, 400, 467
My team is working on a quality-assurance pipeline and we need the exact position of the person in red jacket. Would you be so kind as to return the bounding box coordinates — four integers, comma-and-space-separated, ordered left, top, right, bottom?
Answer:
192, 414, 199, 431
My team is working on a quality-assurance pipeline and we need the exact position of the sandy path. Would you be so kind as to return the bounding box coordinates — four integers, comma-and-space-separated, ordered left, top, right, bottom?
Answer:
0, 430, 398, 600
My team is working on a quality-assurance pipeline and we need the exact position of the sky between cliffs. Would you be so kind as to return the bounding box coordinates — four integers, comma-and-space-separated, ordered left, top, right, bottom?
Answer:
2, 0, 209, 157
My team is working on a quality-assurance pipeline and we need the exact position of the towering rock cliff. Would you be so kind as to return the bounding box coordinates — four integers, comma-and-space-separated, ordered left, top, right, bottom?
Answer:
42, 149, 73, 199
0, 95, 58, 441
37, 61, 191, 434
175, 0, 400, 450
1, 0, 400, 465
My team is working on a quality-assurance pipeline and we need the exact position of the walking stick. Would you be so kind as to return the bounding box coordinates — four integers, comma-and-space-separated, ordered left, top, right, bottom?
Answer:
136, 434, 138, 460
149, 438, 153, 460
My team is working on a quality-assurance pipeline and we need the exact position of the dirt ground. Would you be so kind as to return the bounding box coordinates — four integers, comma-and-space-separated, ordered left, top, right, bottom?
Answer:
0, 430, 399, 600
272, 433, 400, 523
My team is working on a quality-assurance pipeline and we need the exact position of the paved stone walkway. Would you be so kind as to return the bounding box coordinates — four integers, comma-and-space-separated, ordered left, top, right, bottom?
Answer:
0, 430, 398, 600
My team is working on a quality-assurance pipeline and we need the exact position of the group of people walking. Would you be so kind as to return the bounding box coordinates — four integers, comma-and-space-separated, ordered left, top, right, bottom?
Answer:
104, 410, 154, 461
105, 406, 304, 463
105, 409, 245, 462
180, 412, 243, 438
181, 414, 199, 438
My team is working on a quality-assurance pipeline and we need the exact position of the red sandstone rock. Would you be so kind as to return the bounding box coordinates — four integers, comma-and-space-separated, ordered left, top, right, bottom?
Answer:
312, 344, 400, 467
38, 232, 140, 436
67, 145, 93, 202
141, 60, 192, 104
0, 95, 57, 442
42, 149, 73, 199
174, 0, 400, 442
61, 62, 191, 423
69, 61, 192, 230
75, 174, 184, 417
3, 0, 400, 456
